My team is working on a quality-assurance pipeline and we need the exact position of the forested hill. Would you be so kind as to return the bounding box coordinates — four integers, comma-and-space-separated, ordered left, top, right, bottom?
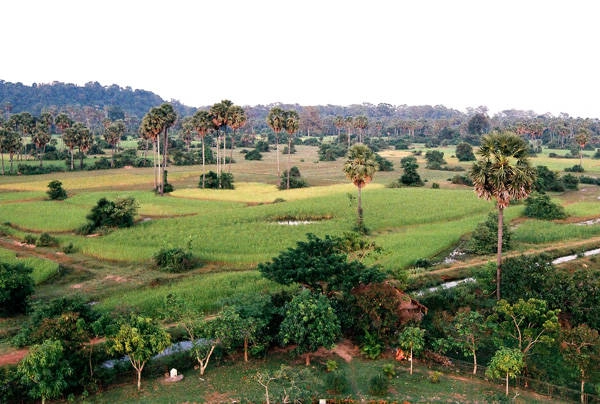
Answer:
0, 80, 195, 119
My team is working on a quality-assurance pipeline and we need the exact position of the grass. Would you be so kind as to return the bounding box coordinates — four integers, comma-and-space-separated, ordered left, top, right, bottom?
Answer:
0, 247, 60, 284
96, 270, 290, 317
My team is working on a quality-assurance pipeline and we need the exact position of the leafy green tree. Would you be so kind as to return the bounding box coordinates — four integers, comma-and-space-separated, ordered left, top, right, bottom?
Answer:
0, 262, 34, 316
470, 131, 536, 299
279, 290, 341, 365
163, 294, 216, 376
109, 315, 171, 391
449, 310, 487, 374
534, 165, 564, 192
485, 347, 524, 396
424, 150, 446, 169
17, 339, 73, 404
399, 156, 423, 186
397, 326, 425, 375
455, 142, 476, 161
46, 179, 67, 200
490, 298, 560, 358
343, 143, 378, 233
212, 306, 261, 362
258, 233, 384, 295
467, 112, 490, 136
560, 324, 600, 404
498, 254, 563, 304
80, 197, 138, 234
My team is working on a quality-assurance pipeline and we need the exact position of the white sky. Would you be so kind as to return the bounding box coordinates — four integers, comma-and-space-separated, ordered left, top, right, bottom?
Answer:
2, 0, 598, 118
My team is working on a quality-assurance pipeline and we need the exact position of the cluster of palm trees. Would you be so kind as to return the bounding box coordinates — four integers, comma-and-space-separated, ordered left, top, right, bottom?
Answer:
334, 115, 369, 148
266, 107, 299, 189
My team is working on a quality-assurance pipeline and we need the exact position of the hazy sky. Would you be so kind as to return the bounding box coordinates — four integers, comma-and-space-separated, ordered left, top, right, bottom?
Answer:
2, 0, 598, 118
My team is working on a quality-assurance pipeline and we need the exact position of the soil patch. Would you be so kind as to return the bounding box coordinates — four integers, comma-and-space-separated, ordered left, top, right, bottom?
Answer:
0, 348, 28, 366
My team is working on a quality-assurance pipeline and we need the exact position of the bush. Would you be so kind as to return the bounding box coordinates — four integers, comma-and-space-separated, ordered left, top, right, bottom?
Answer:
0, 262, 34, 316
382, 363, 396, 379
47, 180, 67, 200
318, 143, 346, 161
244, 149, 263, 160
78, 197, 138, 234
524, 193, 567, 220
368, 373, 389, 396
255, 140, 270, 152
153, 247, 196, 273
35, 232, 59, 247
561, 173, 579, 190
429, 370, 443, 383
374, 153, 394, 171
324, 370, 349, 394
565, 164, 584, 173
24, 234, 37, 245
467, 212, 511, 254
450, 174, 473, 186
535, 165, 565, 192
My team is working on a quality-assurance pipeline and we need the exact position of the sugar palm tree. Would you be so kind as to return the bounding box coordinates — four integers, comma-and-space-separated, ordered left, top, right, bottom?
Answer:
104, 120, 126, 167
343, 143, 378, 233
180, 116, 194, 152
210, 100, 234, 181
345, 116, 354, 148
31, 121, 51, 167
575, 127, 590, 168
228, 105, 246, 173
284, 110, 299, 190
54, 113, 72, 133
75, 123, 93, 170
353, 115, 368, 143
192, 110, 212, 188
266, 107, 286, 177
470, 131, 536, 299
140, 110, 163, 191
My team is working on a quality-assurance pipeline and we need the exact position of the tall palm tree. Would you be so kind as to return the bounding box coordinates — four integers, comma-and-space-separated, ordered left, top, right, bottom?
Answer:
469, 131, 536, 299
210, 100, 234, 182
140, 110, 163, 191
55, 113, 72, 133
192, 110, 212, 188
104, 120, 126, 167
3, 130, 22, 174
333, 115, 344, 139
75, 123, 93, 170
575, 127, 590, 168
228, 105, 246, 173
62, 126, 78, 171
266, 107, 286, 176
343, 143, 378, 234
31, 121, 51, 167
353, 115, 368, 143
0, 128, 8, 175
284, 110, 299, 190
180, 116, 194, 152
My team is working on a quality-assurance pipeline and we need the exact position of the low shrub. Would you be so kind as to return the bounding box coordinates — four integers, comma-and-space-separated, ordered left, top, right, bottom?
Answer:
467, 212, 511, 254
153, 247, 196, 273
324, 370, 349, 394
35, 232, 59, 247
524, 193, 567, 220
24, 234, 37, 245
368, 373, 389, 396
244, 149, 262, 160
565, 164, 584, 173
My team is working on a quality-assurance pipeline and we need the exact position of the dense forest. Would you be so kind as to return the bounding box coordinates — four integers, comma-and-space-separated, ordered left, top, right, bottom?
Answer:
2, 80, 600, 150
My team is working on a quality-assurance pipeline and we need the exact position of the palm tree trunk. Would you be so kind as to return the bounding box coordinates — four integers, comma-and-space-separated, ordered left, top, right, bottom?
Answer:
409, 346, 413, 375
505, 372, 509, 395
287, 139, 292, 190
581, 370, 585, 404
496, 206, 504, 300
244, 337, 248, 362
357, 186, 364, 232
201, 137, 206, 188
473, 352, 477, 375
70, 148, 74, 171
276, 135, 280, 177
1, 151, 4, 175
228, 132, 234, 173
